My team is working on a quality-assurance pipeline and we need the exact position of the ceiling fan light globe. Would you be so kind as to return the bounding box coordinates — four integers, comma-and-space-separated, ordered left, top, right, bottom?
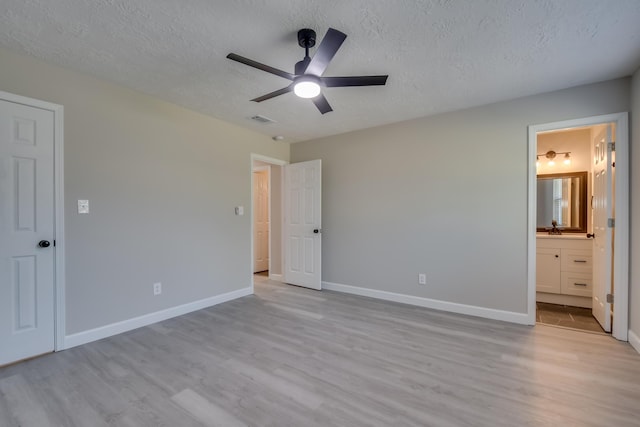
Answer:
294, 81, 321, 98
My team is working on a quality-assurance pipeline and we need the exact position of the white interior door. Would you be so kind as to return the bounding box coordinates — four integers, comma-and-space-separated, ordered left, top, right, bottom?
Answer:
0, 99, 55, 366
283, 160, 321, 290
253, 169, 269, 273
592, 124, 613, 332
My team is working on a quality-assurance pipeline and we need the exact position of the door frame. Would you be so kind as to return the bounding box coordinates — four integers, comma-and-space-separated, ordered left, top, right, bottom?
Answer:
1, 90, 66, 351
252, 165, 270, 273
250, 153, 288, 293
527, 112, 629, 340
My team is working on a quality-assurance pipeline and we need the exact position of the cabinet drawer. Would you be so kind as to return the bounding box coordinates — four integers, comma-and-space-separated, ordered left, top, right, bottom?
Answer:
561, 249, 592, 273
561, 272, 592, 297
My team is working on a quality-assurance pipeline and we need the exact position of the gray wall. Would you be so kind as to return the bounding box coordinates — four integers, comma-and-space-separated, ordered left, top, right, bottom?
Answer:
291, 79, 630, 314
631, 67, 640, 339
0, 47, 289, 334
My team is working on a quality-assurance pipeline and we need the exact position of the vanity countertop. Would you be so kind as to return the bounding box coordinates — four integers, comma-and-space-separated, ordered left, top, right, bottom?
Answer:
536, 233, 591, 240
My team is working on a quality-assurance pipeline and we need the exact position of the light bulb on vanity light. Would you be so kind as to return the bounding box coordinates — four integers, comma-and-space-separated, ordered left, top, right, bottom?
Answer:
563, 153, 571, 165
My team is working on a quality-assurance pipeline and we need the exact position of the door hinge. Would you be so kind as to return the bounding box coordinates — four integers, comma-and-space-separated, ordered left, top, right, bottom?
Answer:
608, 142, 615, 152
606, 294, 614, 304
608, 218, 615, 228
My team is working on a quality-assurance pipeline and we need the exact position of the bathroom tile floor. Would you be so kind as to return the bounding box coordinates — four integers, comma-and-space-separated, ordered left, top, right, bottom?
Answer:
536, 302, 606, 334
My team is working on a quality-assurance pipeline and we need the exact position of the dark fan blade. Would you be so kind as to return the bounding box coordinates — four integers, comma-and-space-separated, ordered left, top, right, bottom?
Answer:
322, 75, 388, 87
305, 28, 347, 76
251, 85, 294, 102
227, 53, 294, 81
312, 93, 333, 114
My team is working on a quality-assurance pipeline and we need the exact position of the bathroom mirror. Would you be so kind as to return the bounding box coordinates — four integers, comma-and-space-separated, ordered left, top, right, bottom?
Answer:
537, 171, 588, 233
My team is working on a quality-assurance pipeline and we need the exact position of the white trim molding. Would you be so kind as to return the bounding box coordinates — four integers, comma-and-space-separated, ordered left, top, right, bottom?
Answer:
629, 330, 640, 355
269, 273, 283, 282
64, 287, 252, 349
323, 281, 530, 325
0, 91, 66, 351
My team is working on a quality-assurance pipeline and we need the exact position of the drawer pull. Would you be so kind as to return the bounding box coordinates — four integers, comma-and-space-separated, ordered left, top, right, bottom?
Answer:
573, 260, 587, 263
574, 283, 588, 287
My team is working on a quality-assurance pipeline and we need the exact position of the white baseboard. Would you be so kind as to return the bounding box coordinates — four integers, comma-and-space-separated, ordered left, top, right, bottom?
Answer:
269, 273, 283, 282
64, 287, 252, 350
628, 330, 640, 354
322, 281, 531, 325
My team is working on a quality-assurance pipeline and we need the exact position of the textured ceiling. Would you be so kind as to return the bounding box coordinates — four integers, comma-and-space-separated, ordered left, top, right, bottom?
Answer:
1, 1, 640, 143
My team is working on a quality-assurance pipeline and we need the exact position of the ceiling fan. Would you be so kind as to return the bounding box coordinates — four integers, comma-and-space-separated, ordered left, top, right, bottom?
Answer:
227, 28, 388, 114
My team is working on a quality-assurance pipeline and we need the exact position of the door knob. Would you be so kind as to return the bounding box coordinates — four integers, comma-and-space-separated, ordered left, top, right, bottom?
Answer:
313, 229, 321, 234
587, 233, 595, 238
38, 240, 51, 248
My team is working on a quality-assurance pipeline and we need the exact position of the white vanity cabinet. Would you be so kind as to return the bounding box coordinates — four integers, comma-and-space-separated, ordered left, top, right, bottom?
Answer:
536, 236, 593, 306
536, 247, 561, 293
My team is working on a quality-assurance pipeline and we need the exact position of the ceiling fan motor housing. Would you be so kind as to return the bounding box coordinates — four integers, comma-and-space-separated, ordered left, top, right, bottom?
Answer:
297, 29, 316, 48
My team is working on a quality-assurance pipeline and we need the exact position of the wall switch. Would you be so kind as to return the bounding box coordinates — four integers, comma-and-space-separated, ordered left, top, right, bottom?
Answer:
78, 200, 89, 214
235, 206, 244, 216
153, 282, 162, 295
418, 274, 427, 285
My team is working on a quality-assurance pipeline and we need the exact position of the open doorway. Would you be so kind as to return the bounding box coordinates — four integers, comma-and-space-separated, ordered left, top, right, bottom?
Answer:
250, 155, 323, 292
528, 113, 629, 341
535, 125, 606, 333
251, 154, 287, 289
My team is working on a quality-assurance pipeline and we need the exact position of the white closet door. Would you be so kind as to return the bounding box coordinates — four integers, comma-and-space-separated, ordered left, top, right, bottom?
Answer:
0, 99, 55, 366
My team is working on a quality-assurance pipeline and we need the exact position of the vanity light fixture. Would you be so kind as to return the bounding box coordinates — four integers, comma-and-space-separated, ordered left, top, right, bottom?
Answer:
537, 150, 571, 167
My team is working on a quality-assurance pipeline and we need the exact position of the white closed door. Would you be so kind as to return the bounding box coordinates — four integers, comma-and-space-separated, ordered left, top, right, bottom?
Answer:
283, 160, 321, 290
0, 99, 56, 366
253, 169, 269, 273
592, 124, 613, 332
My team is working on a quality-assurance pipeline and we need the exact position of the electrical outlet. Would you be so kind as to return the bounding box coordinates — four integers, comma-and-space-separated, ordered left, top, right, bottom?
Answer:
418, 274, 426, 285
153, 282, 162, 295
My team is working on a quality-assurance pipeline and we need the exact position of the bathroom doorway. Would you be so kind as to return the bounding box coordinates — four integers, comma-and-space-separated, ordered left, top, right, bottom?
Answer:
528, 113, 629, 341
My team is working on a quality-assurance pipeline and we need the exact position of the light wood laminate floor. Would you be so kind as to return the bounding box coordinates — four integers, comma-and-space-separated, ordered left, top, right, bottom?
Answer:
1, 279, 639, 426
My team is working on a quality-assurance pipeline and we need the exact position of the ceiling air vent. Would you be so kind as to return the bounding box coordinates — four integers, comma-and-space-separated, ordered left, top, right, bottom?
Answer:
250, 115, 276, 124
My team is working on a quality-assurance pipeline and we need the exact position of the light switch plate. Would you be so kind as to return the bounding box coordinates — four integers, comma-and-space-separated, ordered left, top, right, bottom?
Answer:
235, 206, 244, 216
78, 200, 89, 214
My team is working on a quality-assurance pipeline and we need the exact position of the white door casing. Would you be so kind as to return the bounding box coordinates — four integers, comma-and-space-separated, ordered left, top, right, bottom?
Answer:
283, 160, 321, 290
0, 99, 56, 365
253, 169, 269, 273
528, 113, 628, 341
591, 124, 613, 332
